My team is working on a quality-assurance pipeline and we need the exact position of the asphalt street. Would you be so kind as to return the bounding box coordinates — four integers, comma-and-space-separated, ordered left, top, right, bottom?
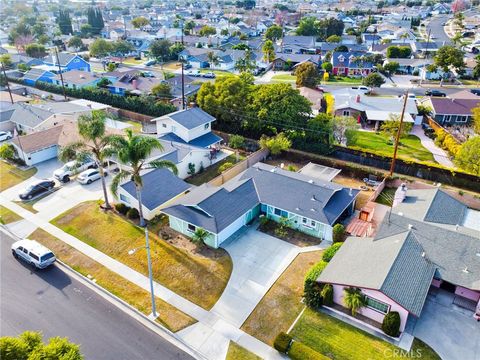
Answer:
0, 231, 195, 360
426, 15, 451, 46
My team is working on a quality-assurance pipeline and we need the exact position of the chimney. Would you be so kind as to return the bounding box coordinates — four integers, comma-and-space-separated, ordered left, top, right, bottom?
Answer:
356, 94, 361, 103
132, 79, 138, 89
408, 224, 413, 230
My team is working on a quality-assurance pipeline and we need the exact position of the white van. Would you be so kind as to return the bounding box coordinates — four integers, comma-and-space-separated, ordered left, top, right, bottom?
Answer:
11, 239, 56, 269
351, 86, 371, 94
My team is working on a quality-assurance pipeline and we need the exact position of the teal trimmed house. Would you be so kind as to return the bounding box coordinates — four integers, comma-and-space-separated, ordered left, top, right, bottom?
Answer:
162, 163, 359, 248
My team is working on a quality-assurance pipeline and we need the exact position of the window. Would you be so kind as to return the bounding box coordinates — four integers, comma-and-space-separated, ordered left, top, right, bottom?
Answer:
162, 123, 167, 128
204, 123, 210, 129
187, 223, 196, 232
29, 253, 39, 261
343, 110, 350, 116
119, 194, 130, 204
365, 296, 390, 314
274, 208, 288, 217
444, 115, 451, 122
302, 217, 316, 228
457, 116, 467, 123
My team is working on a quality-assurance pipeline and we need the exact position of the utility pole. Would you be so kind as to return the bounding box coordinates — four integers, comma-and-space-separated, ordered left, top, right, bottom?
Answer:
181, 20, 185, 110
389, 91, 409, 177
1, 63, 14, 104
425, 27, 432, 59
54, 47, 67, 101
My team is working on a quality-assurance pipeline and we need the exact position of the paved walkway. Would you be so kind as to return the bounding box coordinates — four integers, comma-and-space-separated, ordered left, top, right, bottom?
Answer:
411, 125, 455, 168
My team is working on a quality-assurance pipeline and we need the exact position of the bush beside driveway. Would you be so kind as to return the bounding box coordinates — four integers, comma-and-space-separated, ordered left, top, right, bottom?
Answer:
51, 201, 233, 310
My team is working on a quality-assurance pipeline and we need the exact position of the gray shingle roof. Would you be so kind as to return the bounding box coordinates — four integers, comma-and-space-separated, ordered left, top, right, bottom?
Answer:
159, 107, 216, 130
423, 189, 467, 225
120, 168, 190, 211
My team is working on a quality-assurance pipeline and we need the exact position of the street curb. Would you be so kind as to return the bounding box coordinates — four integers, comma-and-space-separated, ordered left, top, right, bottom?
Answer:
0, 226, 206, 360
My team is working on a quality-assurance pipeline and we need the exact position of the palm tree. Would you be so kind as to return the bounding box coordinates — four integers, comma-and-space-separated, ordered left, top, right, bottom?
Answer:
343, 287, 366, 316
59, 110, 116, 209
192, 228, 209, 245
207, 51, 220, 69
109, 129, 178, 227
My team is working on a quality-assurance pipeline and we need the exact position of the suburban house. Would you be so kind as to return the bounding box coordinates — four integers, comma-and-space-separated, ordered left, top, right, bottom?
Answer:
152, 107, 222, 149
412, 42, 439, 55
22, 68, 56, 86
361, 34, 382, 46
52, 70, 102, 89
43, 53, 91, 72
421, 97, 479, 126
280, 35, 317, 54
118, 168, 191, 220
318, 187, 480, 334
272, 54, 321, 71
162, 162, 359, 248
9, 54, 44, 69
384, 58, 433, 75
333, 90, 418, 128
331, 52, 374, 77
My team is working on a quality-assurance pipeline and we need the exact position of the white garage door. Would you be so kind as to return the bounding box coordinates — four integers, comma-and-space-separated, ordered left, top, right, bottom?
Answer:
27, 145, 58, 166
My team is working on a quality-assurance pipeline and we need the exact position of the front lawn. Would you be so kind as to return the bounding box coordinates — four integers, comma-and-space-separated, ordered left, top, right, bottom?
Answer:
347, 131, 435, 163
0, 162, 37, 192
326, 76, 363, 84
0, 205, 22, 224
51, 201, 233, 310
185, 153, 246, 186
271, 74, 296, 83
225, 342, 261, 360
290, 308, 440, 360
241, 251, 323, 345
29, 228, 196, 332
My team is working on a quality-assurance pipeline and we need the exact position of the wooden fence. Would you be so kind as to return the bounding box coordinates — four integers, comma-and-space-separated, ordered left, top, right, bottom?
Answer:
366, 178, 386, 203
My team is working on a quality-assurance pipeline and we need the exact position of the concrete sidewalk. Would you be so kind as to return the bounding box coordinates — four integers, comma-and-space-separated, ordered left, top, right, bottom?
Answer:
411, 125, 455, 168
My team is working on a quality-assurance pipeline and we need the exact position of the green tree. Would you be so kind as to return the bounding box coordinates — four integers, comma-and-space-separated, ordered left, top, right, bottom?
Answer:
265, 25, 283, 41
455, 137, 480, 176
149, 39, 171, 63
454, 11, 465, 29
68, 36, 84, 52
191, 228, 209, 245
383, 61, 399, 76
96, 77, 111, 88
296, 17, 317, 36
316, 18, 345, 40
473, 105, 480, 134
110, 130, 178, 226
151, 82, 172, 99
56, 9, 73, 35
37, 34, 50, 45
262, 39, 275, 63
207, 51, 220, 68
231, 43, 249, 50
382, 312, 401, 337
332, 224, 345, 243
362, 72, 385, 89
58, 111, 116, 209
380, 113, 413, 139
228, 134, 245, 149
473, 54, 480, 80
295, 62, 318, 88
198, 25, 216, 37
234, 49, 255, 73
80, 24, 93, 38
434, 45, 465, 75
131, 16, 150, 29
87, 6, 104, 35
343, 287, 366, 316
326, 34, 341, 43
259, 133, 292, 155
113, 40, 134, 62
89, 38, 113, 58
322, 62, 333, 73
0, 54, 12, 68
332, 116, 358, 145
0, 144, 15, 160
25, 43, 47, 58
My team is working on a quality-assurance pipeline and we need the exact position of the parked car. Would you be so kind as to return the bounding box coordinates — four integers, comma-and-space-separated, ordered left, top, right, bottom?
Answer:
423, 125, 435, 139
0, 131, 12, 142
398, 93, 416, 99
19, 179, 55, 200
470, 89, 480, 96
184, 63, 192, 70
465, 43, 480, 54
425, 89, 446, 97
351, 86, 371, 94
11, 239, 56, 269
77, 168, 106, 185
462, 31, 475, 38
53, 158, 97, 182
143, 59, 156, 66
142, 71, 154, 78
202, 72, 216, 79
186, 70, 201, 77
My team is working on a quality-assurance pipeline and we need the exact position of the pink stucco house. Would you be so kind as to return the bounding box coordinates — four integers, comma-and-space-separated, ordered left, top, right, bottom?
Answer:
317, 188, 480, 334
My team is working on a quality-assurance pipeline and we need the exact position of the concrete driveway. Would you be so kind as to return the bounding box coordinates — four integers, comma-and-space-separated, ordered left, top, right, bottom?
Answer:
411, 125, 455, 168
413, 292, 480, 360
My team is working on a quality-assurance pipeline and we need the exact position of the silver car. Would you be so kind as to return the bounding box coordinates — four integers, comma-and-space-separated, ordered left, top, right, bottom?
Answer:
77, 168, 106, 185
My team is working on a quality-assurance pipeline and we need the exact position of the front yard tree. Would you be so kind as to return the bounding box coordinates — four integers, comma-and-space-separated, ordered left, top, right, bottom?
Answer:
113, 40, 134, 62
234, 49, 255, 73
295, 62, 318, 88
454, 137, 480, 176
149, 39, 171, 64
198, 25, 216, 36
473, 54, 480, 81
259, 133, 292, 156
0, 54, 12, 68
151, 82, 172, 100
191, 228, 209, 245
131, 16, 149, 29
333, 116, 358, 145
265, 24, 283, 41
110, 130, 178, 227
262, 40, 275, 63
322, 62, 333, 73
68, 36, 84, 52
380, 113, 413, 139
25, 43, 47, 58
89, 38, 113, 58
362, 72, 385, 90
207, 51, 220, 68
326, 35, 341, 43
59, 110, 116, 210
434, 45, 465, 78
343, 287, 366, 316
473, 105, 480, 134
296, 16, 317, 36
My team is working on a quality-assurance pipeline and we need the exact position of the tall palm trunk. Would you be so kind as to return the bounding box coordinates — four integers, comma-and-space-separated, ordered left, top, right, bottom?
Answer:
135, 183, 146, 227
99, 166, 111, 209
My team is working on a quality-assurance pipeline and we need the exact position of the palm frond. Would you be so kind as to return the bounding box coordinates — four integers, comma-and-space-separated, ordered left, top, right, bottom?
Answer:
110, 170, 132, 198
58, 141, 85, 162
147, 159, 179, 175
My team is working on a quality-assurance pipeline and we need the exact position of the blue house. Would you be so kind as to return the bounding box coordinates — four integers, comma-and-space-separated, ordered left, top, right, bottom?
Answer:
43, 53, 91, 72
23, 68, 56, 86
162, 163, 359, 248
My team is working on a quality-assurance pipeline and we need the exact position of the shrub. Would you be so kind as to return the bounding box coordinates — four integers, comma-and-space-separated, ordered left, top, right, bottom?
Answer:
332, 223, 345, 243
0, 143, 15, 160
273, 332, 292, 353
287, 164, 297, 172
218, 162, 234, 173
228, 134, 245, 149
304, 260, 328, 308
126, 207, 140, 219
322, 242, 343, 262
320, 283, 334, 306
114, 203, 129, 215
288, 341, 330, 360
382, 311, 401, 337
259, 215, 269, 226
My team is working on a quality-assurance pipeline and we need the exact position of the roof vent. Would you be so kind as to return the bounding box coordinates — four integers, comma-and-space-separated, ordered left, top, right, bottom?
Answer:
310, 208, 316, 212
421, 251, 426, 257
270, 167, 276, 173
311, 195, 316, 201
462, 267, 469, 273
295, 207, 300, 211
349, 188, 353, 196
398, 212, 403, 216
436, 183, 441, 187
280, 163, 284, 169
455, 224, 459, 231
308, 179, 314, 184
408, 224, 413, 230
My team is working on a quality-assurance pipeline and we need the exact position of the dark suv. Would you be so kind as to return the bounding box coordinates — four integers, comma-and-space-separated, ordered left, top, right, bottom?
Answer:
471, 89, 480, 96
425, 89, 446, 97
19, 180, 55, 200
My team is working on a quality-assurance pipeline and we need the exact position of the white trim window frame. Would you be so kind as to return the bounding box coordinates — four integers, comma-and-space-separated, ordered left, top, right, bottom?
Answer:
365, 295, 390, 314
186, 223, 196, 233
443, 115, 451, 123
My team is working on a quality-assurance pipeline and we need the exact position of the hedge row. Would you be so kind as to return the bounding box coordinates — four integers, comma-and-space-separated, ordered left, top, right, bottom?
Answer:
433, 128, 461, 157
274, 333, 329, 360
10, 78, 176, 118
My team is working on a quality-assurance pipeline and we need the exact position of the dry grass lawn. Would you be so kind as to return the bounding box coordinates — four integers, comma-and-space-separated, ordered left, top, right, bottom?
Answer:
52, 201, 233, 310
0, 205, 22, 224
0, 161, 37, 192
332, 175, 371, 210
241, 251, 323, 345
225, 342, 261, 360
30, 228, 196, 332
